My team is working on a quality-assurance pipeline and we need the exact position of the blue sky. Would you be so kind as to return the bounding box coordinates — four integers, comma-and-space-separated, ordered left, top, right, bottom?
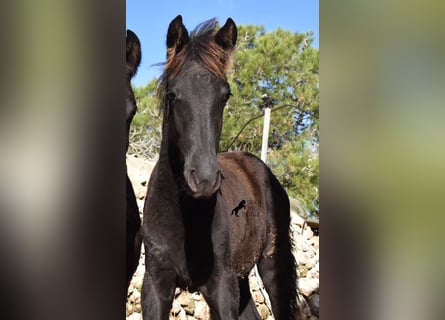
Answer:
126, 0, 319, 87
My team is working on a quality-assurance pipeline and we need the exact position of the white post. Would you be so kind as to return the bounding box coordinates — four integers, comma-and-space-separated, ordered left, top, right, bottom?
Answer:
260, 107, 271, 163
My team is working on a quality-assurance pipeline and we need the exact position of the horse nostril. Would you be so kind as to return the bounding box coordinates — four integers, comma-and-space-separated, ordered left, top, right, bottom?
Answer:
188, 169, 199, 193
189, 169, 196, 180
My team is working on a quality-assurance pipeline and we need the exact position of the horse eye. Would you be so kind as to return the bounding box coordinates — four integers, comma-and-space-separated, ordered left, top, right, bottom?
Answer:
166, 91, 176, 103
223, 92, 232, 102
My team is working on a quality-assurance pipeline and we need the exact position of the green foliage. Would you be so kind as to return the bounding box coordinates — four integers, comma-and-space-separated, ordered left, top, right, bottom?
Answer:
129, 24, 319, 216
128, 80, 162, 158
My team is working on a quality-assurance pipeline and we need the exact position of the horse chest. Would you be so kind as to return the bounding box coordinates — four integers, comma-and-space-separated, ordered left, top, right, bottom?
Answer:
144, 208, 223, 287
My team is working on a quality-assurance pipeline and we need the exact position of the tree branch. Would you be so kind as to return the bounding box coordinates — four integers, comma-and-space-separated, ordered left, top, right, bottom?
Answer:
225, 100, 315, 151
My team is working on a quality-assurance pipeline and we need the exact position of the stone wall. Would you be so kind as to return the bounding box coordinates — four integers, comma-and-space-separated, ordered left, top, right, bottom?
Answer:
126, 155, 319, 320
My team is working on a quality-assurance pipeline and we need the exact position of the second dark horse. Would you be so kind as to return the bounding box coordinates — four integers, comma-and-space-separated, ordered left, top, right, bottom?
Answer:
126, 29, 142, 290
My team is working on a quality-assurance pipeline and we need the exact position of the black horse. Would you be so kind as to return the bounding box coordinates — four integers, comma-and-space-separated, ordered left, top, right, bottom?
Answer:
126, 29, 142, 289
142, 16, 299, 320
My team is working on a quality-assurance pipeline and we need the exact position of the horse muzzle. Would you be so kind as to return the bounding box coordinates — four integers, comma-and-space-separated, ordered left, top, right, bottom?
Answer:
185, 166, 222, 199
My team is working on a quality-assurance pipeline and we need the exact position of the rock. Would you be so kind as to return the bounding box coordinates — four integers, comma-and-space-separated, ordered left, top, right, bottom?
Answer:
171, 299, 182, 316
301, 243, 311, 252
136, 199, 145, 211
132, 289, 141, 304
303, 227, 314, 239
303, 249, 315, 260
257, 303, 271, 319
176, 291, 195, 315
190, 292, 202, 301
127, 312, 142, 320
298, 278, 319, 297
312, 236, 319, 249
177, 309, 187, 320
298, 264, 309, 278
305, 258, 316, 270
126, 154, 155, 199
306, 267, 319, 279
252, 290, 265, 304
295, 251, 308, 265
291, 214, 306, 227
193, 300, 210, 319
294, 238, 304, 251
128, 283, 135, 294
126, 303, 133, 315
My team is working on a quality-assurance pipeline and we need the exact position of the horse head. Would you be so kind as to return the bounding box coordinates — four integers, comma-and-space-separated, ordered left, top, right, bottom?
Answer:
161, 15, 237, 199
126, 29, 141, 151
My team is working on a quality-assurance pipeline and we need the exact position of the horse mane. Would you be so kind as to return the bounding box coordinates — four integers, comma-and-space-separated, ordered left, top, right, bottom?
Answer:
158, 18, 233, 108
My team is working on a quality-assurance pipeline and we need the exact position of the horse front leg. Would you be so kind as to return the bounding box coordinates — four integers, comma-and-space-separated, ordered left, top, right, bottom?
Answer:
200, 271, 240, 320
141, 267, 176, 320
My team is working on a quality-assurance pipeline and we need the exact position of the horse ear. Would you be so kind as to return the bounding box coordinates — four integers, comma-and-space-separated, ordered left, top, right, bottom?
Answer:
215, 18, 237, 51
167, 15, 189, 56
126, 29, 141, 78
